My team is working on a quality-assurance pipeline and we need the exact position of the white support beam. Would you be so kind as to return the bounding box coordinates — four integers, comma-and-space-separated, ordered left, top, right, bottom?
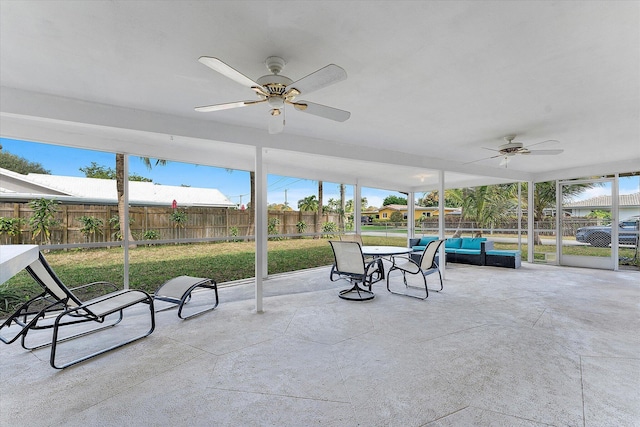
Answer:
612, 174, 619, 271
407, 191, 415, 247
528, 181, 534, 263
123, 154, 130, 289
438, 170, 446, 278
354, 183, 362, 235
254, 147, 267, 313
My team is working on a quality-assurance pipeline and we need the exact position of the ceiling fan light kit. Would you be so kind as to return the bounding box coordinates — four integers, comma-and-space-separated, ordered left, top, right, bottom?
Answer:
196, 56, 350, 134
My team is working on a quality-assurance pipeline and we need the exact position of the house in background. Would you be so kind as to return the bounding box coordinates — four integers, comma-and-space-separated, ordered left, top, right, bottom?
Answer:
562, 192, 640, 219
0, 167, 236, 208
377, 204, 461, 221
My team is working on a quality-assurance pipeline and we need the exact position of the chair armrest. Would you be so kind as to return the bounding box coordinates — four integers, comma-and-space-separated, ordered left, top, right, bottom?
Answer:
409, 238, 420, 247
481, 241, 494, 253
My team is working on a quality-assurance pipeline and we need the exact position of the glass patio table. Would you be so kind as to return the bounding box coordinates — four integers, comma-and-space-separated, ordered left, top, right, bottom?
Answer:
361, 246, 412, 281
0, 245, 39, 285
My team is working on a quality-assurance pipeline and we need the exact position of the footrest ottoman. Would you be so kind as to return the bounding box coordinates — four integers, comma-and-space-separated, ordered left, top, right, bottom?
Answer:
485, 250, 521, 269
154, 276, 219, 319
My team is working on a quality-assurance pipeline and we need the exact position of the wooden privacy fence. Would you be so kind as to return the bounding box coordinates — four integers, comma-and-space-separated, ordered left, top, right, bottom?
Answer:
0, 202, 341, 245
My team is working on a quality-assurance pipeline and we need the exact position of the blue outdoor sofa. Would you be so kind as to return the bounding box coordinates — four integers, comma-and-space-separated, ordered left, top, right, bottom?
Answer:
409, 236, 520, 268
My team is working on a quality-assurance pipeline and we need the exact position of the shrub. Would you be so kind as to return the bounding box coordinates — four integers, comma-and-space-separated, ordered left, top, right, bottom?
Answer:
142, 229, 160, 240
296, 221, 307, 236
322, 221, 338, 238
0, 217, 23, 244
108, 215, 134, 241
77, 215, 104, 242
268, 217, 282, 240
229, 226, 240, 242
28, 198, 60, 245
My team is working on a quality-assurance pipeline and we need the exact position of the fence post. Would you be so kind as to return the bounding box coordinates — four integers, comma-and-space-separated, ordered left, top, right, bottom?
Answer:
62, 205, 68, 245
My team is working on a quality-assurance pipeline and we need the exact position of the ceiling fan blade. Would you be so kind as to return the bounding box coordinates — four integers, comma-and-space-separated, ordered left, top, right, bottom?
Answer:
285, 64, 347, 96
195, 100, 265, 112
198, 56, 266, 92
268, 112, 285, 134
525, 139, 560, 149
463, 154, 502, 165
291, 101, 350, 122
522, 149, 564, 155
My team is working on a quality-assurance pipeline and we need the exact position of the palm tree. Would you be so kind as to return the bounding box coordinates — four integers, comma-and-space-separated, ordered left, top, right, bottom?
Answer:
447, 186, 516, 237
527, 181, 597, 244
298, 195, 319, 212
115, 154, 166, 246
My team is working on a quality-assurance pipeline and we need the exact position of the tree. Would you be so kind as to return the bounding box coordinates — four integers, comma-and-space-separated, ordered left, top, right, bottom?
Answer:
527, 181, 597, 244
419, 190, 460, 207
446, 186, 515, 237
80, 162, 152, 182
298, 195, 319, 212
80, 162, 115, 179
115, 155, 167, 246
382, 195, 407, 206
0, 148, 50, 174
390, 211, 404, 223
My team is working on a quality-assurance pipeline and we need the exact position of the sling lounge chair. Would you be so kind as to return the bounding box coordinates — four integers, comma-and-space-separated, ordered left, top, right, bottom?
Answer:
386, 239, 444, 299
0, 252, 155, 369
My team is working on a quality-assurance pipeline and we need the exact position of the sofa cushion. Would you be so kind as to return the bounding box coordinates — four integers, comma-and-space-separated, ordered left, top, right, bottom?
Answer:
455, 248, 481, 255
461, 237, 486, 250
486, 250, 519, 257
445, 238, 462, 249
418, 236, 438, 246
412, 246, 426, 252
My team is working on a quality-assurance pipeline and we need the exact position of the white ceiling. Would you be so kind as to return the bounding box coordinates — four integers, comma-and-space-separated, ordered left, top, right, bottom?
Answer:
1, 1, 638, 192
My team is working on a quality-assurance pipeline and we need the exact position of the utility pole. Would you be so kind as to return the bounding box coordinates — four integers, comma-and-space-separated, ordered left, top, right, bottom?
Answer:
284, 189, 288, 207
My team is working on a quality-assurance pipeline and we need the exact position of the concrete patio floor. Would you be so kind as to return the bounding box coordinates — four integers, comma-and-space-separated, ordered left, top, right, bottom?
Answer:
1, 262, 639, 426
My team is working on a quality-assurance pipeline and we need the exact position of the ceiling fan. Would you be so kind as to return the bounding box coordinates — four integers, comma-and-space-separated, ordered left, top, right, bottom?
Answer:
195, 56, 350, 134
471, 135, 564, 167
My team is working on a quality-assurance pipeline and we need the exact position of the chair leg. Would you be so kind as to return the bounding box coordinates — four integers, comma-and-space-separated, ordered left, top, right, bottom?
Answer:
386, 266, 428, 300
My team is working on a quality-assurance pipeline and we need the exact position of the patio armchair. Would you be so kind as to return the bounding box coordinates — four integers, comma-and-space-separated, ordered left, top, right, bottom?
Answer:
386, 239, 445, 299
0, 252, 155, 369
338, 234, 383, 282
329, 240, 379, 301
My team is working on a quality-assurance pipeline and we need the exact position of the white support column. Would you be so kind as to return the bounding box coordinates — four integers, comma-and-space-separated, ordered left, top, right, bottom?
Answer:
254, 147, 267, 313
407, 191, 415, 246
517, 182, 522, 253
354, 182, 362, 235
555, 180, 561, 265
438, 170, 446, 277
612, 174, 619, 271
123, 154, 130, 289
527, 181, 534, 263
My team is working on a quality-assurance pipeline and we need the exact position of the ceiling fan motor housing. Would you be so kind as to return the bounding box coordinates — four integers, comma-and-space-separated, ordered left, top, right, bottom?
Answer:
498, 141, 524, 155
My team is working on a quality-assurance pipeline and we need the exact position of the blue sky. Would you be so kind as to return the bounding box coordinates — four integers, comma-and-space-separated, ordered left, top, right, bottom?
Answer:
0, 138, 400, 208
1, 138, 637, 206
